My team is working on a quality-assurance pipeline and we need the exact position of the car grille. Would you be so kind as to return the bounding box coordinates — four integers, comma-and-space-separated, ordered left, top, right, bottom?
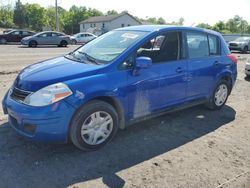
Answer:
10, 87, 32, 103
229, 43, 238, 47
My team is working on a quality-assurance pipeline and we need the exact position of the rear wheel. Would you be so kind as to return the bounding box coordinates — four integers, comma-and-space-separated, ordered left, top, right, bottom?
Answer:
70, 100, 118, 151
206, 80, 230, 110
72, 39, 77, 45
242, 46, 248, 54
59, 40, 68, 47
28, 40, 37, 47
0, 38, 7, 44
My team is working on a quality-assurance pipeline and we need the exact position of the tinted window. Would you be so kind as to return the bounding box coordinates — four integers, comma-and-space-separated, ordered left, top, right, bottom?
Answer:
22, 31, 29, 35
11, 31, 20, 35
39, 33, 51, 37
52, 33, 60, 37
208, 35, 220, 55
187, 32, 209, 58
137, 32, 180, 63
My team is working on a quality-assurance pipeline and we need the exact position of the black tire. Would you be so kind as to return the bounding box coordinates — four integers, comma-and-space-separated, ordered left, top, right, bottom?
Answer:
242, 46, 248, 54
72, 39, 77, 45
29, 40, 37, 48
59, 40, 68, 47
69, 100, 118, 151
0, 38, 7, 44
206, 80, 230, 110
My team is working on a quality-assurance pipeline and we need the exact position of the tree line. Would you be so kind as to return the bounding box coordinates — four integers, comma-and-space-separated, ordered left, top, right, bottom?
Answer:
0, 0, 249, 35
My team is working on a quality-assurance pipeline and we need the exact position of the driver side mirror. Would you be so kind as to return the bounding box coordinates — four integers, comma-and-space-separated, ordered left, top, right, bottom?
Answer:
135, 56, 152, 69
133, 56, 152, 75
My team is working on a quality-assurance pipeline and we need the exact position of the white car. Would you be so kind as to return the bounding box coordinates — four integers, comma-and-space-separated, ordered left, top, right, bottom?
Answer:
70, 32, 97, 44
246, 58, 250, 77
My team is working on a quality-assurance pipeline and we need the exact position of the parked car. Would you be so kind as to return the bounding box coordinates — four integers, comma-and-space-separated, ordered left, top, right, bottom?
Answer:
0, 30, 35, 44
228, 37, 250, 53
70, 32, 97, 44
21, 31, 71, 47
245, 58, 250, 77
2, 25, 237, 151
3, 29, 14, 34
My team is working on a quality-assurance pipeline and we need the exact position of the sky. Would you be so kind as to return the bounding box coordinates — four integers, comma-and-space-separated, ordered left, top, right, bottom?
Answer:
2, 0, 250, 26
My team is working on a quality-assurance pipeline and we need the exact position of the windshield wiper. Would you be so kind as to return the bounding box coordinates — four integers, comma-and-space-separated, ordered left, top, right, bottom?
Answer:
77, 51, 101, 65
65, 52, 82, 62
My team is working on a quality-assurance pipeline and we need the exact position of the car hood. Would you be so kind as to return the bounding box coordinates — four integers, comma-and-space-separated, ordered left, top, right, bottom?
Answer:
22, 36, 33, 40
14, 56, 102, 92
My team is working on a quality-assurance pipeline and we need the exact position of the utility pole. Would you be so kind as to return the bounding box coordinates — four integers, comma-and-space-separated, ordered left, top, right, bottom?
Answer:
55, 0, 59, 31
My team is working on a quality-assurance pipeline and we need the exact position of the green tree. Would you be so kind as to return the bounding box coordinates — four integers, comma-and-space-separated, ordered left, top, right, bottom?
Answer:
0, 5, 14, 28
226, 15, 248, 33
178, 18, 184, 26
13, 0, 25, 28
63, 6, 102, 34
23, 3, 48, 31
46, 6, 66, 31
106, 10, 118, 15
196, 23, 212, 29
212, 21, 230, 33
157, 17, 166, 24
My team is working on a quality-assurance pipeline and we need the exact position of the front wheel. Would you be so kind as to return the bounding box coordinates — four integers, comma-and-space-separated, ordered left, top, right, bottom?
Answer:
72, 39, 77, 45
29, 40, 37, 47
206, 80, 230, 110
70, 100, 118, 151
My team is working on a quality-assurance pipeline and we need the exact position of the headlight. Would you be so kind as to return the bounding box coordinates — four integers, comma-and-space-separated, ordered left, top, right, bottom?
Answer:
24, 83, 72, 107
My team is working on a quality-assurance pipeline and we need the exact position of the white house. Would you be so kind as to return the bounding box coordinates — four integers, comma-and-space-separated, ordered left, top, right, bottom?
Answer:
79, 12, 142, 35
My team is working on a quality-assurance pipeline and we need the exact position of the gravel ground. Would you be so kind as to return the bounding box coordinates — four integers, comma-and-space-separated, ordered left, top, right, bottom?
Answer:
0, 45, 250, 188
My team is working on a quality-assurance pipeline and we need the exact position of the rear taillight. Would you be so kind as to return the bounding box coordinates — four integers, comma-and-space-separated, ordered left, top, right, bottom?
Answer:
227, 54, 237, 64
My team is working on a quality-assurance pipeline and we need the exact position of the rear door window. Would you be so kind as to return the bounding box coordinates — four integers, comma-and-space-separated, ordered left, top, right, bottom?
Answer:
186, 32, 209, 58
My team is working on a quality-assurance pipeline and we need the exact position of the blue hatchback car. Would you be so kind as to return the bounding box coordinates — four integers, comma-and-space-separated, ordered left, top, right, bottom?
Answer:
2, 25, 237, 150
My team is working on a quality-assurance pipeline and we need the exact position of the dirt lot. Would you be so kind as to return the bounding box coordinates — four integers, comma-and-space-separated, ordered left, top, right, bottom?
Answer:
0, 45, 250, 188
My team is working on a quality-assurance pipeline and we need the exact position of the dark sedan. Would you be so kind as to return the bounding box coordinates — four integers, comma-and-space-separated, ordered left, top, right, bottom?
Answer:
0, 30, 35, 44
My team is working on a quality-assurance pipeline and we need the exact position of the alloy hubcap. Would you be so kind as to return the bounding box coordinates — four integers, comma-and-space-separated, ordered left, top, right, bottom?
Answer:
81, 111, 113, 145
214, 84, 228, 106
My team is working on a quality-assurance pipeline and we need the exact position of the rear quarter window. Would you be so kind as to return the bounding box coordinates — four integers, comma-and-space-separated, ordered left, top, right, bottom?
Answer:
208, 35, 220, 55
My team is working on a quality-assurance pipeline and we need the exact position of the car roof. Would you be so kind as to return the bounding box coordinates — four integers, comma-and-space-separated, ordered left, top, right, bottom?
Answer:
75, 32, 94, 35
115, 25, 220, 36
36, 31, 65, 35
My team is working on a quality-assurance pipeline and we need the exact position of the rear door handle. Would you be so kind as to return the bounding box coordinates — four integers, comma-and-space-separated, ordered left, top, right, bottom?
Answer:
214, 61, 219, 66
176, 67, 183, 73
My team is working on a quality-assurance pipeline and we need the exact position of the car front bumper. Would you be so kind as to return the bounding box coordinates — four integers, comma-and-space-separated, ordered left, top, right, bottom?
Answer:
2, 90, 76, 142
21, 40, 28, 45
229, 46, 244, 51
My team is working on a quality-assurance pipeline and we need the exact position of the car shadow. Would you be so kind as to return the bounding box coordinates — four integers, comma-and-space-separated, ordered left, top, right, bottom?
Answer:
0, 105, 236, 188
18, 45, 70, 49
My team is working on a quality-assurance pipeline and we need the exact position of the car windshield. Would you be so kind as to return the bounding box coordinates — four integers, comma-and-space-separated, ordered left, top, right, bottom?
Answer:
69, 30, 148, 64
235, 37, 250, 42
